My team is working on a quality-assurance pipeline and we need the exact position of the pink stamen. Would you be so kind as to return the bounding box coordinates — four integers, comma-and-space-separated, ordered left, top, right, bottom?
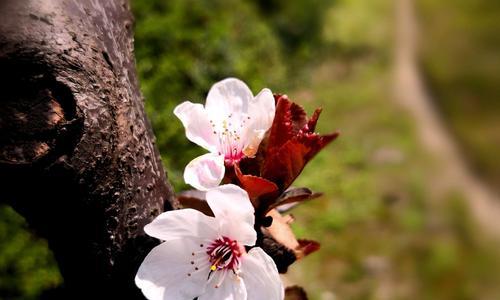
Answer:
206, 236, 242, 272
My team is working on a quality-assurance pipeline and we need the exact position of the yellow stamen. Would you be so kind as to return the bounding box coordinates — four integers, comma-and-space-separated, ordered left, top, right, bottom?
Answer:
210, 265, 217, 271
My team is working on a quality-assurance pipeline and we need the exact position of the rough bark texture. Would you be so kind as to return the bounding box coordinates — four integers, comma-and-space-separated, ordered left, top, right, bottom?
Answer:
0, 0, 176, 298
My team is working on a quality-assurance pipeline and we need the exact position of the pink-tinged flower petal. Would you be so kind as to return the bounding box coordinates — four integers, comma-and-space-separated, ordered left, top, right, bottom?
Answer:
199, 270, 247, 300
205, 185, 254, 223
135, 238, 210, 300
174, 101, 218, 152
247, 88, 275, 133
205, 78, 253, 119
242, 88, 274, 157
144, 209, 219, 242
184, 153, 225, 191
206, 185, 256, 246
240, 248, 284, 300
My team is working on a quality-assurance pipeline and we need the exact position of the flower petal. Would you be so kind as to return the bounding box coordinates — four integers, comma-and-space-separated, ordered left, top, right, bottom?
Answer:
144, 209, 218, 242
206, 184, 255, 220
205, 78, 253, 119
241, 129, 266, 158
174, 101, 218, 152
240, 247, 284, 300
184, 153, 225, 191
206, 185, 257, 246
135, 238, 211, 300
242, 88, 275, 157
199, 271, 247, 300
248, 88, 275, 132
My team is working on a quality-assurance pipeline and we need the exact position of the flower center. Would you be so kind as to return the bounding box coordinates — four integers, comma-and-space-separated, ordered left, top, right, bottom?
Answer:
206, 236, 242, 272
210, 114, 252, 165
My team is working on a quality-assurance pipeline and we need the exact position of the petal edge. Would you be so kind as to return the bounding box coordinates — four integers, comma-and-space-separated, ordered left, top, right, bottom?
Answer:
184, 153, 225, 191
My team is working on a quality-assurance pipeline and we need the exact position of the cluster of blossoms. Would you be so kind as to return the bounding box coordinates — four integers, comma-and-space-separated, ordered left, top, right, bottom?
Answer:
135, 78, 338, 300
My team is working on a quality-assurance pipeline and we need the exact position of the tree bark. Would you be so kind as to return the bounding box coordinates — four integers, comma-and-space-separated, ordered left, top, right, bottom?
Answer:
0, 0, 175, 298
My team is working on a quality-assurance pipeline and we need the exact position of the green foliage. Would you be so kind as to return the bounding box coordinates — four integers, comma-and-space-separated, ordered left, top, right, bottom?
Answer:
0, 206, 61, 300
252, 0, 333, 61
132, 0, 286, 189
322, 0, 391, 53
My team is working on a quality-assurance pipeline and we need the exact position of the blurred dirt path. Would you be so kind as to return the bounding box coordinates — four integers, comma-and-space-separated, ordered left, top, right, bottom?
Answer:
393, 0, 500, 238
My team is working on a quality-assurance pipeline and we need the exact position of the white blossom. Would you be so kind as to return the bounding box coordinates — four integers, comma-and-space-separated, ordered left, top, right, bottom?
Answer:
174, 78, 275, 190
135, 184, 284, 300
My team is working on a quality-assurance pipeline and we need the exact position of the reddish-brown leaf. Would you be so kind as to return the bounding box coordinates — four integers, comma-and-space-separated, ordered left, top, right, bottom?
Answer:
234, 164, 278, 201
297, 131, 339, 162
261, 95, 339, 192
263, 140, 307, 189
263, 131, 338, 191
296, 239, 321, 259
270, 187, 323, 213
267, 94, 308, 153
306, 108, 322, 133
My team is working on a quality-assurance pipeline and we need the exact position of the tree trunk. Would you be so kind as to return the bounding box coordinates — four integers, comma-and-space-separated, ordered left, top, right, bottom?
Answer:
0, 0, 176, 298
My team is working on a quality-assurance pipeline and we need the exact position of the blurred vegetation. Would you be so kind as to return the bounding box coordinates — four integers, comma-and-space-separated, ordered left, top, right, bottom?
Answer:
0, 206, 61, 300
286, 1, 500, 299
418, 0, 500, 192
253, 0, 332, 63
2, 0, 500, 299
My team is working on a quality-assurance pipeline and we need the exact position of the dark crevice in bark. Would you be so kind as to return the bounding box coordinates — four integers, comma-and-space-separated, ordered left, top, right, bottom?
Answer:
0, 56, 83, 166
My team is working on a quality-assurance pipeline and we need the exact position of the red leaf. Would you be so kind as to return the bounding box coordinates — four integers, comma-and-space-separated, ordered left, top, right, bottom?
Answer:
263, 140, 307, 189
234, 164, 278, 201
297, 131, 339, 162
261, 95, 339, 192
296, 239, 321, 258
267, 94, 308, 153
306, 108, 322, 133
262, 131, 338, 191
270, 187, 323, 213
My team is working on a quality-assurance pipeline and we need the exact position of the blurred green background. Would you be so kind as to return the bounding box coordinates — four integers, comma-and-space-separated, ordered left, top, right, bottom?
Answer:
1, 0, 500, 299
